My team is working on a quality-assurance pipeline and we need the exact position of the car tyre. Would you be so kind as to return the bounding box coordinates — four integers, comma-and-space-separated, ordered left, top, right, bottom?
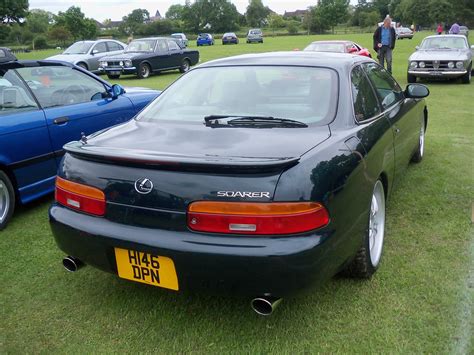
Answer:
138, 63, 151, 79
107, 74, 120, 80
407, 73, 417, 83
411, 118, 425, 163
461, 63, 471, 84
0, 170, 15, 231
343, 179, 386, 278
179, 59, 191, 73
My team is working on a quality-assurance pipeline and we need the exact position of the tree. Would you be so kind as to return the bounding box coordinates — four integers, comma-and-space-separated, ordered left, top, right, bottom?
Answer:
318, 0, 350, 33
182, 0, 240, 33
429, 0, 453, 24
0, 0, 28, 24
306, 5, 330, 34
166, 4, 185, 20
48, 26, 72, 47
245, 0, 270, 27
8, 24, 33, 45
267, 13, 285, 34
55, 6, 98, 41
26, 9, 54, 34
121, 9, 150, 35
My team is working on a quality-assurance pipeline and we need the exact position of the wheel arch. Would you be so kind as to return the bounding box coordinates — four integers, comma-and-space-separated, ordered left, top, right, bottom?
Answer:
378, 171, 389, 200
76, 61, 88, 70
0, 163, 18, 196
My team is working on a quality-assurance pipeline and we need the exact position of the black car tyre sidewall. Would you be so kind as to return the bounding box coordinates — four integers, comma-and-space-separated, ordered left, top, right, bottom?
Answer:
179, 59, 191, 73
407, 73, 417, 83
461, 63, 471, 84
107, 74, 120, 80
138, 63, 151, 79
0, 170, 15, 231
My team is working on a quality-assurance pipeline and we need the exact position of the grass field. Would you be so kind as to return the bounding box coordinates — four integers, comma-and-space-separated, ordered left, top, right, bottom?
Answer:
1, 33, 473, 353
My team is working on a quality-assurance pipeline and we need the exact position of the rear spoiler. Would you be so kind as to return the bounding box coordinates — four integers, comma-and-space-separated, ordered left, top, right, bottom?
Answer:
64, 142, 300, 172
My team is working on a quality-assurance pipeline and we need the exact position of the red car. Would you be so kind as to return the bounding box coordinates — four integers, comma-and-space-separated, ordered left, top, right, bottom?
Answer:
303, 40, 372, 58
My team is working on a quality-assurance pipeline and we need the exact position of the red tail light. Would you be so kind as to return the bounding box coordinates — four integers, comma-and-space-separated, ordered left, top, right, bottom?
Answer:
55, 177, 105, 216
187, 201, 329, 235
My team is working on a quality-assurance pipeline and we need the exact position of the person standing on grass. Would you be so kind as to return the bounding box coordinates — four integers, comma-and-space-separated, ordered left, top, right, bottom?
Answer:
437, 23, 443, 35
449, 22, 460, 34
373, 17, 396, 73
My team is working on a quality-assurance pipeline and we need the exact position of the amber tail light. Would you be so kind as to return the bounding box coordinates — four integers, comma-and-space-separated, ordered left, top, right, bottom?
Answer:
55, 177, 105, 216
187, 201, 329, 235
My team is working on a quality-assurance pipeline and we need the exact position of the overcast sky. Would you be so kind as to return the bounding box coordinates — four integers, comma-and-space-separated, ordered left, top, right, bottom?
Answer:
29, 0, 356, 22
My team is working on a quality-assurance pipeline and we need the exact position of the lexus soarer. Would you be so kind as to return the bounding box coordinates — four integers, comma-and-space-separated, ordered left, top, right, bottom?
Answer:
50, 52, 429, 315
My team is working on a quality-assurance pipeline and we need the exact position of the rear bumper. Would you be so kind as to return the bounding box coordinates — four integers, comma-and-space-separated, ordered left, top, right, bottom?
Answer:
49, 204, 336, 296
408, 69, 467, 78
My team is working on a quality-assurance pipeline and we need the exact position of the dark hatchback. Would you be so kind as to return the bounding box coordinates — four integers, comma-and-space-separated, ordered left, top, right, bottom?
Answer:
50, 52, 429, 314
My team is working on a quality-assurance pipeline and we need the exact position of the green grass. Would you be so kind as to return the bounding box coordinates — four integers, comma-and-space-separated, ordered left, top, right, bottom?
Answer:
1, 32, 472, 353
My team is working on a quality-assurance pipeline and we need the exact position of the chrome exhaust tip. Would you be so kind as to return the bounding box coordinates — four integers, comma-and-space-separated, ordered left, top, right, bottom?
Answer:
251, 296, 282, 316
62, 256, 83, 272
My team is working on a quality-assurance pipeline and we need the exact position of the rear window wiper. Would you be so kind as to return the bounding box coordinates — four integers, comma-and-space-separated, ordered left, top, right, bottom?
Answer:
204, 115, 308, 128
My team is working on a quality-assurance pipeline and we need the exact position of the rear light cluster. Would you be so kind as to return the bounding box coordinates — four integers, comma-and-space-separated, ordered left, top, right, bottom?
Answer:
55, 177, 105, 216
187, 201, 329, 235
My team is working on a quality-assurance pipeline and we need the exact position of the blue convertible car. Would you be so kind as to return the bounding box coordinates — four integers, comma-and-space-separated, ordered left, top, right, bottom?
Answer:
0, 48, 159, 229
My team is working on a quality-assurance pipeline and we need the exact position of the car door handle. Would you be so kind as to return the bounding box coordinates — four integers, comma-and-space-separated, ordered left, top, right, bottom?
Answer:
53, 116, 69, 125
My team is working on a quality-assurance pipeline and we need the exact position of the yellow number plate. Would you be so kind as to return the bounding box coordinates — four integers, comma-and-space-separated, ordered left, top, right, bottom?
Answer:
114, 248, 179, 291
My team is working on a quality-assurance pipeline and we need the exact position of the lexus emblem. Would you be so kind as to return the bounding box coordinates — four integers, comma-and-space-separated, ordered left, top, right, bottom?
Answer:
134, 178, 153, 194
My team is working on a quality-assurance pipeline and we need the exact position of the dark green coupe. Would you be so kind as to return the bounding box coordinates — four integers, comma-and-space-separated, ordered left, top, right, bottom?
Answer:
50, 52, 429, 315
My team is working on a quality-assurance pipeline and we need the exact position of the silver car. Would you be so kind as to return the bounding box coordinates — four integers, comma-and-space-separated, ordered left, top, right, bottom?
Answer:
459, 26, 469, 38
407, 35, 473, 84
46, 39, 126, 73
396, 27, 414, 39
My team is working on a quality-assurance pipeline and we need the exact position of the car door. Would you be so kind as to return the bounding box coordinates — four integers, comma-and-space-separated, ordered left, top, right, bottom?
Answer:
166, 39, 183, 68
152, 39, 171, 70
88, 42, 108, 71
16, 65, 135, 161
0, 68, 57, 203
362, 62, 419, 183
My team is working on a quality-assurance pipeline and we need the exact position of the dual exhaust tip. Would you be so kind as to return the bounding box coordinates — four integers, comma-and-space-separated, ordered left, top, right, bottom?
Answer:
62, 255, 282, 315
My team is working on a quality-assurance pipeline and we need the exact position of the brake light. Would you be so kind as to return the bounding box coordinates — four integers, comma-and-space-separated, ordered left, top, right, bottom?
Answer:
55, 177, 105, 216
187, 202, 329, 235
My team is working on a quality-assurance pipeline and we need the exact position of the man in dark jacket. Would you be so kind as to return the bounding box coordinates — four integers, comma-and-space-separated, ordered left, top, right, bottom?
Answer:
373, 17, 396, 73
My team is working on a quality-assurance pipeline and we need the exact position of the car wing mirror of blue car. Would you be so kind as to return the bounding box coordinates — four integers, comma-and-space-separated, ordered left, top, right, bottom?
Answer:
405, 84, 429, 98
109, 84, 124, 99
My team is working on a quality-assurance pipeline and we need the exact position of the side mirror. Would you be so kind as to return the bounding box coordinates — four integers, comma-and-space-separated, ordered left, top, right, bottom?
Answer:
415, 46, 420, 50
91, 49, 98, 55
471, 45, 474, 50
110, 84, 124, 99
405, 84, 429, 98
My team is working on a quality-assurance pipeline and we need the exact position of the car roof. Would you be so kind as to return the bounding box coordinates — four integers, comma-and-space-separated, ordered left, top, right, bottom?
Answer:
309, 40, 352, 44
199, 51, 370, 70
424, 34, 467, 39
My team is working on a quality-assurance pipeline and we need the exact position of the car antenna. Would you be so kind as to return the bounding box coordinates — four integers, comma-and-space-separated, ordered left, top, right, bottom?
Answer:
80, 132, 88, 145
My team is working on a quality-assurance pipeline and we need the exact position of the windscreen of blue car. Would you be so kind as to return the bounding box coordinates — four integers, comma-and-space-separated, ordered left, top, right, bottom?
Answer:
138, 66, 339, 125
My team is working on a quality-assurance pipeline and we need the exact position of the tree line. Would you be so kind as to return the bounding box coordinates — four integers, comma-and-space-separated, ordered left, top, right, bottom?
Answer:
0, 0, 472, 48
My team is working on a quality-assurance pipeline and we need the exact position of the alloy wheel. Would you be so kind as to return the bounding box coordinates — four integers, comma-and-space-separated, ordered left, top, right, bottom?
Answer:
0, 180, 10, 223
368, 180, 385, 267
